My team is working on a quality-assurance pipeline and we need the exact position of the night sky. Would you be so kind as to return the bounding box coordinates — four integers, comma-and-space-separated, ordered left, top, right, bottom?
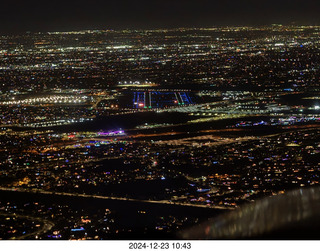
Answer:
1, 0, 320, 33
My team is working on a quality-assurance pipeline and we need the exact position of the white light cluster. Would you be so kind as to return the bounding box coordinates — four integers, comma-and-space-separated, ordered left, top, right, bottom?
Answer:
1, 95, 87, 105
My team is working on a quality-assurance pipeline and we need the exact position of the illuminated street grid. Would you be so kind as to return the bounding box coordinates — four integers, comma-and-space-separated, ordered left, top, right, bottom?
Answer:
1, 25, 320, 239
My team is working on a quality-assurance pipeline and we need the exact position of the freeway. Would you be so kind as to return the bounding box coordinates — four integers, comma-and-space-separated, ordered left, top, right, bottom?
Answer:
154, 135, 257, 147
0, 187, 230, 211
0, 212, 54, 240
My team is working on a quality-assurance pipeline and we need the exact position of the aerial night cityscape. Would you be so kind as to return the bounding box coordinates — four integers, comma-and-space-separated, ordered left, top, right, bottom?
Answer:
2, 0, 320, 248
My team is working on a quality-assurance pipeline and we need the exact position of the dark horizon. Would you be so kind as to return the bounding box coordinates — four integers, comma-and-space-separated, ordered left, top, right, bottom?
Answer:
2, 0, 320, 34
